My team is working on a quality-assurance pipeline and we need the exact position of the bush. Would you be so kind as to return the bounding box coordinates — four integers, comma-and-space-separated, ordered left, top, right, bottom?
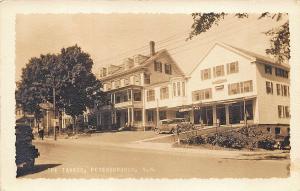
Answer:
257, 139, 276, 150
183, 126, 282, 150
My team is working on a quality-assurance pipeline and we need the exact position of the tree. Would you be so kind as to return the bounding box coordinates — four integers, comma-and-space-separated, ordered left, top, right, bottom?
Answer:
188, 13, 289, 64
16, 55, 58, 130
16, 45, 104, 134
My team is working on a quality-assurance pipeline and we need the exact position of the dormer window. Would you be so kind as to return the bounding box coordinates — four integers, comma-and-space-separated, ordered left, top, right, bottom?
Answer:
165, 64, 172, 75
154, 61, 162, 72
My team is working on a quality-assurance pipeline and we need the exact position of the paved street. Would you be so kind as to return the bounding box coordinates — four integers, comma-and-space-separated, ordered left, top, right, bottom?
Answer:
19, 131, 290, 179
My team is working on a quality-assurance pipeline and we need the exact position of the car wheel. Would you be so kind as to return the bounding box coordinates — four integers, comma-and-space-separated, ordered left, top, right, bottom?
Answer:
154, 128, 160, 135
171, 128, 177, 135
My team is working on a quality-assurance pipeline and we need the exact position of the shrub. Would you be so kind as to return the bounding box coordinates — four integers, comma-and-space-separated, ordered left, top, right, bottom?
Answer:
257, 139, 276, 150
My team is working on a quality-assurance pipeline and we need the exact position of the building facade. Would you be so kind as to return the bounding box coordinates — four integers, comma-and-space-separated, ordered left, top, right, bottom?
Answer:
95, 42, 290, 135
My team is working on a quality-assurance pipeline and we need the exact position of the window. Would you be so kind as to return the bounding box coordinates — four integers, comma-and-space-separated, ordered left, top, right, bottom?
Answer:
227, 61, 239, 74
275, 127, 281, 135
228, 80, 253, 95
201, 68, 211, 80
267, 127, 271, 133
173, 83, 176, 96
243, 80, 253, 93
266, 81, 273, 94
276, 84, 281, 95
144, 74, 150, 84
265, 65, 272, 74
278, 105, 285, 118
159, 111, 167, 120
213, 65, 225, 77
134, 75, 140, 85
228, 82, 240, 95
147, 90, 155, 102
134, 110, 142, 121
192, 88, 212, 101
275, 67, 289, 78
147, 110, 154, 122
106, 83, 112, 90
285, 106, 290, 118
160, 87, 169, 100
115, 80, 121, 88
182, 82, 185, 96
177, 82, 181, 96
165, 64, 172, 75
133, 92, 141, 101
283, 85, 288, 96
154, 61, 162, 72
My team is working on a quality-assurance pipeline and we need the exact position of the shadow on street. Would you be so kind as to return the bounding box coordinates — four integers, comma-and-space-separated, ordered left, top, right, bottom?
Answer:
17, 163, 61, 177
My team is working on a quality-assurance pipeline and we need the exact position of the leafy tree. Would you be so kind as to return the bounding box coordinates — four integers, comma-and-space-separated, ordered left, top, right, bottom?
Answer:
188, 13, 289, 63
16, 45, 104, 134
16, 55, 58, 130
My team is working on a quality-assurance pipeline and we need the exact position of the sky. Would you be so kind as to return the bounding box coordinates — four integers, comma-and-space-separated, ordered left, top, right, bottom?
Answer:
15, 14, 287, 81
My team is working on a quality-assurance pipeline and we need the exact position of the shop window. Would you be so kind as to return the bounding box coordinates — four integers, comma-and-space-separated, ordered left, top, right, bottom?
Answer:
134, 110, 142, 121
159, 111, 167, 120
275, 127, 281, 135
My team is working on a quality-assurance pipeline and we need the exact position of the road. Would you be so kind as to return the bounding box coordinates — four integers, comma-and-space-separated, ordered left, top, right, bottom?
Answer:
19, 131, 290, 179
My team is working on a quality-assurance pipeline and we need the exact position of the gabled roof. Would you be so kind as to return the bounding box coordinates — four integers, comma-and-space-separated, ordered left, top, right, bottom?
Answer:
101, 49, 185, 81
188, 42, 289, 75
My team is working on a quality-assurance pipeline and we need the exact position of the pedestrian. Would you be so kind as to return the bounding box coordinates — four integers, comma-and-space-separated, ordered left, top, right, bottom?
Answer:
40, 128, 44, 140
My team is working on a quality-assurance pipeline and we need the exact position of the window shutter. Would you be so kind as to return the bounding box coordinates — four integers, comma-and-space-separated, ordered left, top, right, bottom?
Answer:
227, 63, 230, 74
160, 62, 162, 72
213, 67, 216, 77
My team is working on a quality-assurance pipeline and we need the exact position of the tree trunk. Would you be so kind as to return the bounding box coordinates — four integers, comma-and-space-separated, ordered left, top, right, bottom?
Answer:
72, 117, 75, 134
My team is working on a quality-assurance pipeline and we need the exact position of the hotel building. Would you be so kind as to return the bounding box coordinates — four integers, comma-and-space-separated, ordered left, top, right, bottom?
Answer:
95, 41, 290, 135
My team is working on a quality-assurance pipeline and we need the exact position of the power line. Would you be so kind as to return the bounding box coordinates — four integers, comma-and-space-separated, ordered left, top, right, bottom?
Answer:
97, 16, 270, 68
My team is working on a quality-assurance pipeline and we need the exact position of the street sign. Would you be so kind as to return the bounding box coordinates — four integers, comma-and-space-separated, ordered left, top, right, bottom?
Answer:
39, 102, 53, 110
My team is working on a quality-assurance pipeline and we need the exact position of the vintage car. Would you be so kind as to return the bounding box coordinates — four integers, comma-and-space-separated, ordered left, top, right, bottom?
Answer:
154, 118, 194, 134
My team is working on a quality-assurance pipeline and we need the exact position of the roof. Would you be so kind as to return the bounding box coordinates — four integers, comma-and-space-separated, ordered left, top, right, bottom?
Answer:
100, 49, 165, 81
188, 42, 289, 75
225, 43, 290, 69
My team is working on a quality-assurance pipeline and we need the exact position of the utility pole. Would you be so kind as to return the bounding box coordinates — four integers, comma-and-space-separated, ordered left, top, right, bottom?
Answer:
53, 77, 57, 141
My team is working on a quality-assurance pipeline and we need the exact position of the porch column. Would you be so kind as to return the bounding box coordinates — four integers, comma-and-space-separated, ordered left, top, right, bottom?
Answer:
46, 110, 49, 134
127, 107, 130, 125
142, 109, 146, 130
131, 89, 133, 104
212, 105, 217, 126
156, 99, 159, 127
225, 104, 230, 125
113, 93, 116, 104
131, 107, 134, 126
190, 105, 195, 123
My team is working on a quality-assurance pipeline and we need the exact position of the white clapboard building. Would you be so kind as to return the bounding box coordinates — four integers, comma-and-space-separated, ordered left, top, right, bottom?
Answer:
95, 41, 290, 135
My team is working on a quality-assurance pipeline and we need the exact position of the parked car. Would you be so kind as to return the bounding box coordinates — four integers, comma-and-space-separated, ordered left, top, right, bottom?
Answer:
154, 118, 194, 134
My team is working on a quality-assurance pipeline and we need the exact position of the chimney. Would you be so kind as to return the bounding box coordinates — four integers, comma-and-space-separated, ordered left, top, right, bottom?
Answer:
149, 41, 155, 56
